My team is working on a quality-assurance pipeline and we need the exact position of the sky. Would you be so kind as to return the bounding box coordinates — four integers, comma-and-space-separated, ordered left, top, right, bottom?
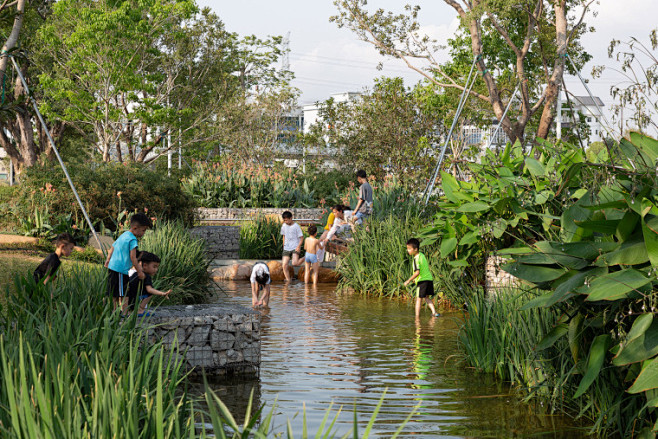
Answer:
199, 0, 658, 127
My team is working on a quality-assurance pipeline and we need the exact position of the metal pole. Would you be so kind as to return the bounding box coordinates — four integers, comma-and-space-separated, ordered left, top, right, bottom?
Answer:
9, 55, 107, 257
8, 157, 13, 186
178, 126, 182, 170
486, 82, 520, 150
556, 85, 562, 141
423, 56, 479, 205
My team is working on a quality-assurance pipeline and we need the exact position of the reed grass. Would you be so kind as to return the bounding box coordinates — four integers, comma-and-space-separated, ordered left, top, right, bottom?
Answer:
336, 215, 453, 301
0, 268, 416, 438
239, 215, 284, 260
139, 221, 211, 304
458, 287, 644, 436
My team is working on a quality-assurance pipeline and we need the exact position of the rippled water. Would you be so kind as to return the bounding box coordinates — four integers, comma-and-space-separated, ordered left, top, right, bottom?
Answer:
201, 281, 590, 438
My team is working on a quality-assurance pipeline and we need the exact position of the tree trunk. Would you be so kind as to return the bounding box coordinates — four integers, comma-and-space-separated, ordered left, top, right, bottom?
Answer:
536, 1, 567, 139
0, 0, 26, 89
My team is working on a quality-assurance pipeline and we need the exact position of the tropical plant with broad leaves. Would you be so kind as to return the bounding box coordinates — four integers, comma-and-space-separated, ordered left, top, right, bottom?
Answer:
499, 132, 658, 437
419, 139, 601, 295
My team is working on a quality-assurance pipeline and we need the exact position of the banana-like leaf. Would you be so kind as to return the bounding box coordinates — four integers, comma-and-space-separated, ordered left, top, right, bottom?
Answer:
595, 239, 649, 267
625, 314, 655, 346
614, 320, 658, 366
630, 131, 658, 164
629, 357, 658, 394
549, 241, 619, 260
502, 262, 567, 284
642, 215, 658, 267
573, 334, 611, 398
569, 313, 585, 367
525, 158, 546, 177
456, 201, 490, 213
584, 269, 651, 301
536, 323, 568, 351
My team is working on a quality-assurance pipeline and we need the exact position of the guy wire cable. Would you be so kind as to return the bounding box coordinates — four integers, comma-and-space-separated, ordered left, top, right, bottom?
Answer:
485, 82, 520, 151
8, 53, 107, 257
422, 55, 480, 205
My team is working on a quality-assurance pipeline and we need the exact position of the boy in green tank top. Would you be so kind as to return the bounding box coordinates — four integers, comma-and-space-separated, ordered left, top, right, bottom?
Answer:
403, 238, 440, 318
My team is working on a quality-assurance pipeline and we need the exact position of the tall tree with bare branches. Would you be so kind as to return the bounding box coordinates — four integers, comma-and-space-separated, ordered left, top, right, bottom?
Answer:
332, 0, 596, 144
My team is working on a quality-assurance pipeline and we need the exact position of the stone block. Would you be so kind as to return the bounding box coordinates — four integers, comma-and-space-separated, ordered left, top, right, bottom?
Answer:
210, 331, 235, 350
297, 266, 340, 283
186, 346, 214, 368
187, 325, 211, 345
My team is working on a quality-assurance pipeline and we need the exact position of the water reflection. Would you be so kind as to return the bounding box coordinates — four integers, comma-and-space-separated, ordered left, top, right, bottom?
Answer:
198, 281, 592, 438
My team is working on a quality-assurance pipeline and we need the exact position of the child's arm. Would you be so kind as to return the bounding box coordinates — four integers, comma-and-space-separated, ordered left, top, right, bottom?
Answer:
130, 248, 145, 279
145, 285, 172, 297
403, 270, 420, 286
104, 247, 114, 268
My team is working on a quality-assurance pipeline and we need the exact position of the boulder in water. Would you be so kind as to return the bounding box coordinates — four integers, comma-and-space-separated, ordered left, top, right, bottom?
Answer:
212, 263, 252, 281
297, 266, 340, 283
267, 260, 286, 282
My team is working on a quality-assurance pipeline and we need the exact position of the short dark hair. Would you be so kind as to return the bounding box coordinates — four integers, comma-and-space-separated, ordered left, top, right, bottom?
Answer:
255, 272, 269, 285
308, 225, 317, 236
332, 204, 345, 213
56, 232, 76, 246
406, 238, 420, 250
138, 251, 161, 264
130, 213, 153, 228
356, 170, 367, 179
281, 211, 293, 220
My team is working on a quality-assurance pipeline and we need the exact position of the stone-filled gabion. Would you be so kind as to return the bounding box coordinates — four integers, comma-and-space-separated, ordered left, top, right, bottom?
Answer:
189, 226, 240, 259
142, 304, 261, 376
197, 208, 324, 222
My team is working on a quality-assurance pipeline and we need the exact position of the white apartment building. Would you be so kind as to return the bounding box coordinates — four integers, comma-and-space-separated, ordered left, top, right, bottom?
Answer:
560, 95, 606, 143
302, 92, 362, 134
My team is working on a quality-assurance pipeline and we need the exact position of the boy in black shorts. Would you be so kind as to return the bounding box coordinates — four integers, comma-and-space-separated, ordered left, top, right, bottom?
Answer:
33, 232, 76, 285
104, 213, 152, 311
127, 251, 171, 316
403, 238, 440, 318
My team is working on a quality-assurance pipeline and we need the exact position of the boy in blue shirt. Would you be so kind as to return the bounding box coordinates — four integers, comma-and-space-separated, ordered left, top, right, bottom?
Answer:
104, 213, 152, 311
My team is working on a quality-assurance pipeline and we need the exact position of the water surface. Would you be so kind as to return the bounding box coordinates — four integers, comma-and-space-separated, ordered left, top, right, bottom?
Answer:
203, 281, 590, 438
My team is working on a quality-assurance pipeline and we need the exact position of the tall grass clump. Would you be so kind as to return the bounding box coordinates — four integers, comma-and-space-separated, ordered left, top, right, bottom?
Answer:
0, 267, 416, 438
459, 288, 643, 436
0, 266, 193, 438
239, 215, 283, 259
139, 221, 211, 304
337, 215, 450, 300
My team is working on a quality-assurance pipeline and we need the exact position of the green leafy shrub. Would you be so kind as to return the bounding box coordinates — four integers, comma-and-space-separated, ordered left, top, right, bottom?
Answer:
239, 216, 284, 259
13, 162, 196, 233
139, 221, 211, 305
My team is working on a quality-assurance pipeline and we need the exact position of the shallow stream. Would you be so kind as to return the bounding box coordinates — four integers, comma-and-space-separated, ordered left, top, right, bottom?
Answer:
202, 281, 591, 438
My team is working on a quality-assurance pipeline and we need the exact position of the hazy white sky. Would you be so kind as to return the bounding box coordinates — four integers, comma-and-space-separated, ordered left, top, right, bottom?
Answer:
199, 0, 658, 120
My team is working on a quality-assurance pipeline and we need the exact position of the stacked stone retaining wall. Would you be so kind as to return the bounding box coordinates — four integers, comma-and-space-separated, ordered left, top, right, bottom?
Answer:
197, 208, 324, 222
190, 226, 240, 259
144, 304, 260, 376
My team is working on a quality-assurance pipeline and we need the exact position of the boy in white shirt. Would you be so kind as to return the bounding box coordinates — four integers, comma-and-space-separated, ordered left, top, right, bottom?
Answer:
280, 211, 305, 281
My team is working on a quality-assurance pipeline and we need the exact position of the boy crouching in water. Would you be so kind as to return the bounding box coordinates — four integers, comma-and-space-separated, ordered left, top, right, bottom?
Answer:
304, 225, 322, 284
403, 238, 440, 318
250, 262, 271, 308
127, 251, 171, 316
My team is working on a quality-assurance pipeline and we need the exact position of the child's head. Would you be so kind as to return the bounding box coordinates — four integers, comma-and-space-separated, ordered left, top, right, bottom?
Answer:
406, 238, 420, 256
308, 225, 317, 237
332, 204, 345, 218
55, 233, 76, 256
138, 251, 161, 276
129, 213, 153, 237
255, 271, 270, 286
282, 211, 293, 225
356, 169, 367, 183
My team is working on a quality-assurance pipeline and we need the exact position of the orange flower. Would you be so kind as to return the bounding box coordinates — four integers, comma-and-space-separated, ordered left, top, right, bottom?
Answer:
117, 191, 123, 197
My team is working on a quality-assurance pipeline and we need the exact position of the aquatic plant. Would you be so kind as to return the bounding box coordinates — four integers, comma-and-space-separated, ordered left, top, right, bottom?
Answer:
239, 215, 284, 260
336, 215, 457, 303
139, 221, 211, 304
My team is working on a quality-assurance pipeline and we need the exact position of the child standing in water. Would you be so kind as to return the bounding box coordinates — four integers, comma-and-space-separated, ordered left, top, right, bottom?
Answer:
403, 238, 440, 318
250, 262, 271, 307
304, 225, 321, 284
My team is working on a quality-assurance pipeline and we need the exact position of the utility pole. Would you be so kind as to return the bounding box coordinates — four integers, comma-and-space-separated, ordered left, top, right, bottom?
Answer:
8, 158, 13, 186
556, 86, 562, 141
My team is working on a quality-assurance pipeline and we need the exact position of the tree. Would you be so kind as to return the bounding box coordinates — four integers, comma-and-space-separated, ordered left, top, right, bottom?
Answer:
594, 29, 658, 137
0, 2, 68, 174
331, 0, 595, 144
305, 77, 438, 183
